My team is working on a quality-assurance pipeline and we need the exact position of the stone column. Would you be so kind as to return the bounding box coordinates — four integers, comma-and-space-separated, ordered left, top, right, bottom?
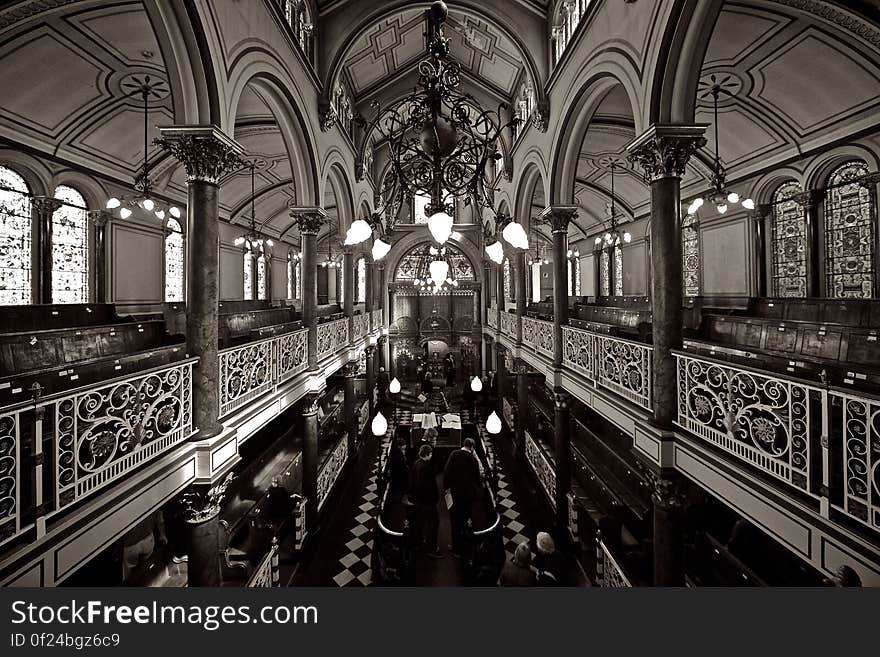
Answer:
31, 196, 61, 304
649, 473, 687, 586
156, 126, 245, 440
365, 345, 376, 418
88, 210, 110, 304
628, 125, 707, 428
482, 263, 491, 325
553, 388, 572, 537
539, 206, 578, 367
301, 392, 321, 529
365, 259, 374, 330
793, 190, 823, 297
343, 246, 354, 340
515, 360, 529, 455
514, 251, 526, 345
289, 208, 327, 368
343, 360, 358, 458
751, 205, 771, 297
495, 260, 504, 328
179, 473, 233, 587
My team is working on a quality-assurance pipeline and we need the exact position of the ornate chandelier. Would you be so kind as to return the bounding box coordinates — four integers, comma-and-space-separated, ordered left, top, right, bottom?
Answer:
106, 75, 181, 221
233, 163, 274, 251
366, 1, 519, 246
594, 162, 631, 247
686, 74, 754, 217
413, 245, 460, 293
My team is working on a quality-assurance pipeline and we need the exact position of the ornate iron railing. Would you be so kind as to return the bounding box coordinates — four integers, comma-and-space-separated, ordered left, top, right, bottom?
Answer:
500, 311, 517, 339
218, 329, 308, 417
247, 537, 279, 587
371, 309, 383, 331
521, 316, 535, 345
533, 318, 555, 358
675, 352, 817, 496
525, 430, 556, 510
317, 318, 350, 361
0, 407, 24, 546
831, 390, 880, 532
54, 359, 196, 511
352, 312, 369, 342
317, 435, 348, 511
561, 326, 653, 410
597, 538, 632, 587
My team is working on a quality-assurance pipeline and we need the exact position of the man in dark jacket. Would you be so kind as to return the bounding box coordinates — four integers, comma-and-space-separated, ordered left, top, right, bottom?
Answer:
443, 438, 482, 556
409, 444, 441, 557
376, 367, 389, 400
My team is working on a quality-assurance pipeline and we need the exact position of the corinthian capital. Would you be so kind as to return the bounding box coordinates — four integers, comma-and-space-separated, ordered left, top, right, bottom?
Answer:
31, 196, 62, 216
537, 205, 579, 233
178, 472, 233, 524
155, 126, 245, 184
627, 124, 707, 181
289, 207, 328, 234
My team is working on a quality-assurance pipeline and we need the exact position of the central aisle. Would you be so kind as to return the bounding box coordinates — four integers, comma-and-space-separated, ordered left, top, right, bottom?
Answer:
293, 383, 543, 586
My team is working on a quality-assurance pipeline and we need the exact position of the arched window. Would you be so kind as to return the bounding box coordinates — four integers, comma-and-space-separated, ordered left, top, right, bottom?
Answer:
824, 161, 875, 299
0, 165, 32, 305
356, 255, 366, 303
613, 241, 623, 296
682, 213, 701, 297
770, 181, 806, 298
503, 258, 512, 302
574, 255, 581, 296
243, 250, 254, 300
338, 261, 344, 305
51, 185, 89, 304
567, 258, 573, 296
164, 218, 184, 302
295, 259, 302, 299
257, 253, 267, 300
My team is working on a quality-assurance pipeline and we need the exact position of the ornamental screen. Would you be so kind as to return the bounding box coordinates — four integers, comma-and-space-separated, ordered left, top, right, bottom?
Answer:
599, 250, 610, 297
682, 213, 701, 297
357, 256, 366, 303
771, 181, 806, 298
52, 185, 89, 304
0, 166, 31, 305
164, 218, 184, 302
503, 258, 512, 301
824, 161, 875, 299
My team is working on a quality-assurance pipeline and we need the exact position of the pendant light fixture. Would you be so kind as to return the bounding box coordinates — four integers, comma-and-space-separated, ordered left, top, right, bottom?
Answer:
233, 163, 274, 251
106, 75, 181, 221
593, 162, 631, 247
686, 74, 754, 217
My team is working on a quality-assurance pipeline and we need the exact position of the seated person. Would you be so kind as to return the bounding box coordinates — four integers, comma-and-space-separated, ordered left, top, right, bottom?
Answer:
265, 475, 295, 520
499, 541, 536, 586
533, 532, 566, 586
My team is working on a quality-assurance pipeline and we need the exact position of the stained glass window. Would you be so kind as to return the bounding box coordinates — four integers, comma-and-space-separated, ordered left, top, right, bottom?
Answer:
163, 218, 184, 302
295, 260, 301, 299
339, 262, 344, 304
682, 213, 701, 297
51, 185, 89, 304
567, 259, 573, 296
503, 258, 512, 301
613, 243, 623, 296
770, 181, 806, 298
824, 161, 875, 299
413, 193, 431, 224
287, 252, 294, 300
243, 251, 254, 300
0, 166, 31, 305
357, 256, 366, 303
599, 250, 610, 297
574, 256, 581, 296
257, 253, 267, 300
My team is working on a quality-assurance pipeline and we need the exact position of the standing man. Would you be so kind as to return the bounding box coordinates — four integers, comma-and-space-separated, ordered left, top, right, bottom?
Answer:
377, 366, 390, 401
409, 444, 441, 557
443, 438, 482, 557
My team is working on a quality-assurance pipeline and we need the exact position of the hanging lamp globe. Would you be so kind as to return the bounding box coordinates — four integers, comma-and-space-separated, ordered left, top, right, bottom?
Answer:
371, 411, 388, 437
486, 411, 502, 435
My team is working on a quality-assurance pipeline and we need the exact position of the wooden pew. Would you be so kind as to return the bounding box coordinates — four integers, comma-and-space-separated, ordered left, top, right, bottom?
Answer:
0, 303, 123, 332
570, 303, 653, 341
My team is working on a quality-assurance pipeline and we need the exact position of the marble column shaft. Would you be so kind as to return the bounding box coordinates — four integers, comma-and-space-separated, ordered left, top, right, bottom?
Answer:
302, 393, 320, 528
554, 389, 572, 536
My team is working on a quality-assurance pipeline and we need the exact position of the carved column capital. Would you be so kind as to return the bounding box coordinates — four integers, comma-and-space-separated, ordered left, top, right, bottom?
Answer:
178, 473, 233, 524
31, 196, 62, 216
365, 345, 376, 356
303, 392, 322, 415
627, 124, 708, 181
289, 207, 328, 234
342, 361, 359, 377
792, 189, 822, 209
320, 105, 338, 132
533, 99, 550, 133
537, 205, 579, 233
553, 388, 570, 411
155, 126, 245, 184
646, 471, 688, 511
88, 209, 111, 227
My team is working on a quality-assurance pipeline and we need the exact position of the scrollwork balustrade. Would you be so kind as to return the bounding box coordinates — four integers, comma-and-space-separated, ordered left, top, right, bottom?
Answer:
317, 318, 350, 360
524, 431, 556, 510
317, 436, 348, 511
